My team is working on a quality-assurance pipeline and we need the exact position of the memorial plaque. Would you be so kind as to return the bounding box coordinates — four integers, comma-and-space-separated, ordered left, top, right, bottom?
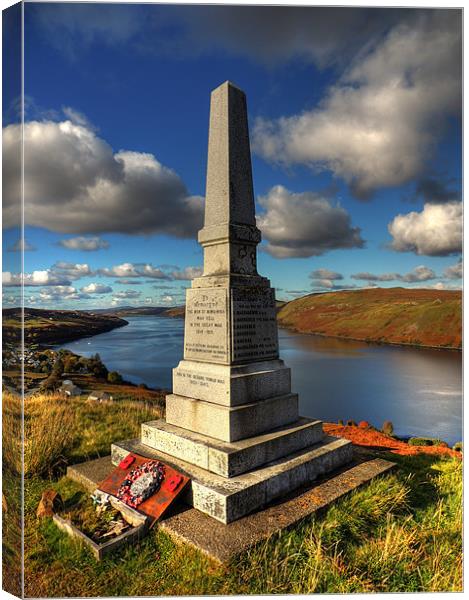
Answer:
231, 287, 279, 363
184, 288, 229, 363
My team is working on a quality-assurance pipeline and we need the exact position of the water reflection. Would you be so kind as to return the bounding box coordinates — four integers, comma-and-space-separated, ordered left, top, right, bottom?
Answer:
58, 316, 462, 446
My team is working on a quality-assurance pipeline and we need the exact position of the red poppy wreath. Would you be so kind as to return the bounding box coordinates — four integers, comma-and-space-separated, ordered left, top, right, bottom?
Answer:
117, 460, 165, 508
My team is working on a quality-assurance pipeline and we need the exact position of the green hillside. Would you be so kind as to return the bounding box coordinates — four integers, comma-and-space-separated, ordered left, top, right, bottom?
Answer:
277, 287, 461, 349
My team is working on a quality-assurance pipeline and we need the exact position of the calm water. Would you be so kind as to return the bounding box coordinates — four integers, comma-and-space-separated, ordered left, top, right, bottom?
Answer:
57, 316, 463, 445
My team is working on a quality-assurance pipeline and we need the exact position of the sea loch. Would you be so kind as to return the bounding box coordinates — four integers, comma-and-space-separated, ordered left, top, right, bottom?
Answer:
57, 315, 462, 446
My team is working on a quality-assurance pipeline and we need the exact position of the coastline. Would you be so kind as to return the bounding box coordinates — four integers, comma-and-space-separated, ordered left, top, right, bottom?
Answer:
276, 324, 462, 352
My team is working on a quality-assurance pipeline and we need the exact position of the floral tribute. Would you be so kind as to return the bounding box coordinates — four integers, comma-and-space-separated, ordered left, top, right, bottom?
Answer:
117, 460, 165, 508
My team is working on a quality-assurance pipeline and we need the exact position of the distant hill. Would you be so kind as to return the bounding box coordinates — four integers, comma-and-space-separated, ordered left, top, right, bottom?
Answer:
96, 306, 180, 317
276, 287, 462, 349
3, 308, 128, 345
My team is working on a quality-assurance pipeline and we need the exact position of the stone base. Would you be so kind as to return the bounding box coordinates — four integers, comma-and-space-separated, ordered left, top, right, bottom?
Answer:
111, 435, 353, 523
66, 454, 396, 563
141, 417, 324, 477
173, 359, 292, 407
166, 392, 299, 442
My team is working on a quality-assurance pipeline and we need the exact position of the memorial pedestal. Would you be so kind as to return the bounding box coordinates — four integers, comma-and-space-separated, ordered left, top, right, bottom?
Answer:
113, 81, 354, 523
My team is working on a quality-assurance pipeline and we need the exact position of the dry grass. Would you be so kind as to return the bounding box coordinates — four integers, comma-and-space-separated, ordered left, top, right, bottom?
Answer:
2, 389, 461, 595
24, 393, 77, 476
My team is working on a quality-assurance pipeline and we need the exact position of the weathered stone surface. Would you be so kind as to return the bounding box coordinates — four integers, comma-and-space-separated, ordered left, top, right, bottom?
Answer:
201, 82, 257, 237
141, 418, 324, 477
231, 286, 278, 363
111, 435, 353, 523
184, 287, 229, 364
165, 392, 299, 442
173, 359, 291, 407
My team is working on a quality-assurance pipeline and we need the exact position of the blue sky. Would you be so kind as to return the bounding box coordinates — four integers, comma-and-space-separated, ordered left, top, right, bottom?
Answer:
2, 2, 463, 309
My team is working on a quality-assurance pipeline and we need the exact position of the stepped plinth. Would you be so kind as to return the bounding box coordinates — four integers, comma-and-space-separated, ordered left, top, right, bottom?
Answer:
113, 81, 353, 523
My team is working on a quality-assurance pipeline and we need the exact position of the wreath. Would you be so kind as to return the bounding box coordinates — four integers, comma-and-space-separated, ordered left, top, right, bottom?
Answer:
117, 460, 165, 508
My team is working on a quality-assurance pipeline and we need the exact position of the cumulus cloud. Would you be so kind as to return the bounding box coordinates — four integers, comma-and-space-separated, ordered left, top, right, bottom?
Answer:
171, 266, 203, 280
257, 185, 364, 258
443, 259, 462, 280
431, 281, 462, 291
81, 283, 113, 294
351, 265, 436, 283
309, 268, 343, 281
3, 270, 71, 287
253, 12, 461, 198
98, 262, 170, 280
3, 119, 204, 236
113, 290, 141, 299
58, 236, 110, 251
388, 202, 462, 256
38, 286, 90, 302
7, 239, 36, 252
52, 261, 94, 280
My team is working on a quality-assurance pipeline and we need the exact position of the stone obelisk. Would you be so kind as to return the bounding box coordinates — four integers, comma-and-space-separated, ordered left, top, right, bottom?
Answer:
113, 82, 353, 523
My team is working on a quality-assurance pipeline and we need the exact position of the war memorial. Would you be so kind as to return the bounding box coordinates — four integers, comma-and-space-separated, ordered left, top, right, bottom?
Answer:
111, 81, 355, 523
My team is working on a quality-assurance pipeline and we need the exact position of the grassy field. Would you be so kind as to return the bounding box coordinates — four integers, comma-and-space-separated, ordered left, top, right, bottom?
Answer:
277, 287, 462, 349
2, 390, 462, 596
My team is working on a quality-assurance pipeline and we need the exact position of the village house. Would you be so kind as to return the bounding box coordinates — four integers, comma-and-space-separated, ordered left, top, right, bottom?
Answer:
59, 380, 82, 397
87, 390, 113, 403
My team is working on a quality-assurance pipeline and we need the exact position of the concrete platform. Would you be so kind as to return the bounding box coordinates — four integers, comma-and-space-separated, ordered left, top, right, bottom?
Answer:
66, 454, 395, 563
141, 417, 324, 477
111, 435, 353, 523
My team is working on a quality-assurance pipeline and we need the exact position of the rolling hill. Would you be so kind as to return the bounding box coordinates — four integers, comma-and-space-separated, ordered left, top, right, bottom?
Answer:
276, 287, 462, 349
3, 308, 128, 345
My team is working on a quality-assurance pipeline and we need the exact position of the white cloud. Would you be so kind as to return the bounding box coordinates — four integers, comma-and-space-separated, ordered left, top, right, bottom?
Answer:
98, 262, 170, 279
3, 120, 204, 236
2, 270, 71, 287
253, 12, 461, 198
58, 236, 110, 251
443, 259, 462, 280
38, 286, 89, 302
431, 281, 462, 291
257, 185, 364, 258
388, 202, 462, 256
61, 106, 95, 129
52, 261, 94, 280
81, 283, 113, 294
399, 266, 436, 283
171, 266, 203, 280
140, 264, 171, 279
113, 290, 141, 299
